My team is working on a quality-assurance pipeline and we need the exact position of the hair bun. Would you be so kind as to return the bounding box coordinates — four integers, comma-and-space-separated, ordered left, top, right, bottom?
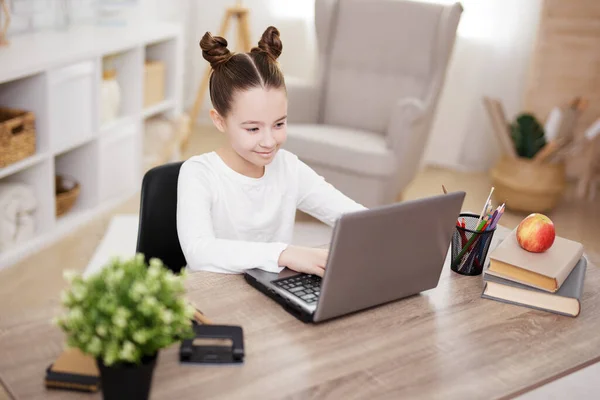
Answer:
200, 32, 232, 68
252, 26, 283, 60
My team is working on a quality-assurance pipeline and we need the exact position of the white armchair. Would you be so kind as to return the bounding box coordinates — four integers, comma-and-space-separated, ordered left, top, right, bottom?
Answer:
284, 0, 463, 207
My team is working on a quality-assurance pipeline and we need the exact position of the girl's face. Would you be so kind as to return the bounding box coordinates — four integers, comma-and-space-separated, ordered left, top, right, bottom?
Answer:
211, 86, 287, 171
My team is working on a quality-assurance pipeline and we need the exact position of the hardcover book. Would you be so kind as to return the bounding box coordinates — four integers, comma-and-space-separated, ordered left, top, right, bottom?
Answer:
482, 256, 587, 317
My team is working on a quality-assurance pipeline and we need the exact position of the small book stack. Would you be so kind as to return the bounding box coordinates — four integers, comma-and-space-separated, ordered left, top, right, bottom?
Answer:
44, 347, 99, 392
481, 229, 586, 317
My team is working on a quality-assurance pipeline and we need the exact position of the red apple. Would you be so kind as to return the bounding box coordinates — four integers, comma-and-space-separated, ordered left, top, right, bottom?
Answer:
516, 213, 556, 253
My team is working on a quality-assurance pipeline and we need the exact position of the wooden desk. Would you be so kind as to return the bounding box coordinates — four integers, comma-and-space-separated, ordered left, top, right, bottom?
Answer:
1, 226, 600, 399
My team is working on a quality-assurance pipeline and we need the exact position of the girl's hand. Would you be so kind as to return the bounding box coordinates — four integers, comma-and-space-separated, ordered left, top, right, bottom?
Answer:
278, 245, 329, 277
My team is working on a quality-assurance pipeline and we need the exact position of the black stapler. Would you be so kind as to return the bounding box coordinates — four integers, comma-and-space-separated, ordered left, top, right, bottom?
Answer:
179, 321, 244, 364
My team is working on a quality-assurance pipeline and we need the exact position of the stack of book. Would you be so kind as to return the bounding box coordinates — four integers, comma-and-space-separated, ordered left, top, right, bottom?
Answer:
45, 347, 99, 392
481, 229, 586, 317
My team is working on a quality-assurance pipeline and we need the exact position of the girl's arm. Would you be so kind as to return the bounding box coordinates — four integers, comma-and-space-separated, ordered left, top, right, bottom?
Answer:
296, 159, 368, 226
176, 164, 288, 274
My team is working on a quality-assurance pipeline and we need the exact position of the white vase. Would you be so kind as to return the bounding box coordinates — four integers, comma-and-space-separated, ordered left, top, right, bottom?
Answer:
101, 71, 121, 125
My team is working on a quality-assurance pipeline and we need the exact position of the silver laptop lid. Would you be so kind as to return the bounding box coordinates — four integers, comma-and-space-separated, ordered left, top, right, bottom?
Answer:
313, 191, 465, 322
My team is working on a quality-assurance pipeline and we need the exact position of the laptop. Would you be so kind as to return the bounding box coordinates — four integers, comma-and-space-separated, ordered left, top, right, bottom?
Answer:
243, 191, 465, 323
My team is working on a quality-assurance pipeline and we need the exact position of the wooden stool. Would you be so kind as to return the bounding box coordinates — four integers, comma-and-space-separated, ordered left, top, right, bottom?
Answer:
1, 0, 11, 46
189, 1, 252, 133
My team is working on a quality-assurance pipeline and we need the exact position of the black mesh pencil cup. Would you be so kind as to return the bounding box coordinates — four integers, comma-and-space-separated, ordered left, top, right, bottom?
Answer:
450, 213, 496, 276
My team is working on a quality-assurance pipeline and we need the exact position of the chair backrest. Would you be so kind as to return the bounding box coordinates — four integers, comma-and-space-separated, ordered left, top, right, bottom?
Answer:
136, 161, 187, 273
314, 0, 462, 134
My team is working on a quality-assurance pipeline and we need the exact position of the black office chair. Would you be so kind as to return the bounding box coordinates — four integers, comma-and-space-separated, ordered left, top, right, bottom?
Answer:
136, 161, 187, 273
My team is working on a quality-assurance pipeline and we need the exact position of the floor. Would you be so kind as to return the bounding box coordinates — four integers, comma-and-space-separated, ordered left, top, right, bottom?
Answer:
0, 124, 599, 399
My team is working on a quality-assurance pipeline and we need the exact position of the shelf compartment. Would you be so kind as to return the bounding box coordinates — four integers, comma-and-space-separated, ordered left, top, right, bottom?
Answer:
142, 99, 175, 119
99, 115, 137, 136
99, 121, 141, 203
0, 73, 50, 154
144, 39, 177, 112
53, 134, 97, 157
54, 141, 99, 219
0, 153, 48, 180
99, 47, 144, 131
47, 60, 97, 155
0, 158, 55, 249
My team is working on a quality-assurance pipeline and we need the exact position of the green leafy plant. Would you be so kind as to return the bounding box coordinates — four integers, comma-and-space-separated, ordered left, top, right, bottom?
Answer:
54, 254, 195, 366
510, 113, 547, 158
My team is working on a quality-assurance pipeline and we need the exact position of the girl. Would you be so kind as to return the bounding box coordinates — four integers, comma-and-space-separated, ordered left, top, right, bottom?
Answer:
176, 26, 366, 278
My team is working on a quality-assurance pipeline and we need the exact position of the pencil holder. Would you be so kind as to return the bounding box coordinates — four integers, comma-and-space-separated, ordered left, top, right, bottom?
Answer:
450, 213, 496, 276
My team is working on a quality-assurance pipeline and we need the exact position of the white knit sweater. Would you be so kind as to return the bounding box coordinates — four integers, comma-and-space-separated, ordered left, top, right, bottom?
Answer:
176, 149, 366, 274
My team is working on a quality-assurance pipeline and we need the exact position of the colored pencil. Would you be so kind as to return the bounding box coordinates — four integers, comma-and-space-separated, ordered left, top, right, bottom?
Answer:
489, 204, 503, 230
189, 301, 213, 325
477, 187, 495, 226
487, 210, 498, 231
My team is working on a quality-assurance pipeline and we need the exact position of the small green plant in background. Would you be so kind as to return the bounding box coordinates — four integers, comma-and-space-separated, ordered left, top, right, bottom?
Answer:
510, 113, 547, 158
54, 254, 195, 366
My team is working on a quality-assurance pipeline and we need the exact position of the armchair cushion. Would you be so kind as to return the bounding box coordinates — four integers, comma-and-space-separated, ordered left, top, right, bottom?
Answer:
284, 124, 396, 177
285, 77, 320, 124
321, 0, 445, 134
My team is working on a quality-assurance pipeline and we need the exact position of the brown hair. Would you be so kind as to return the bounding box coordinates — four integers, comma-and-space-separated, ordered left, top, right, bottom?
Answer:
200, 26, 286, 117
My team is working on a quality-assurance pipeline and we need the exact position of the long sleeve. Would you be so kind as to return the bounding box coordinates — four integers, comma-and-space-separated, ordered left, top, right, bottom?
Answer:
176, 163, 288, 274
296, 159, 367, 226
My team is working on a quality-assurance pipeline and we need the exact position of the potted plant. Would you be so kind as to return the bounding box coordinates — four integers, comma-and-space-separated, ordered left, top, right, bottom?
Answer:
54, 254, 195, 400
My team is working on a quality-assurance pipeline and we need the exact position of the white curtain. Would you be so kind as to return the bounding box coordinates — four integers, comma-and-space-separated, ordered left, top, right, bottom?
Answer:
268, 0, 317, 83
422, 0, 543, 171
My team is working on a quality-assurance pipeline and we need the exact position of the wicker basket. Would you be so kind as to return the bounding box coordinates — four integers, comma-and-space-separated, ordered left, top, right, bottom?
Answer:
490, 156, 567, 213
0, 107, 36, 168
55, 175, 80, 217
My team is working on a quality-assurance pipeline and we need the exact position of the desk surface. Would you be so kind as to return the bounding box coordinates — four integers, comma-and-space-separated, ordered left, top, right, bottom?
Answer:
1, 226, 600, 399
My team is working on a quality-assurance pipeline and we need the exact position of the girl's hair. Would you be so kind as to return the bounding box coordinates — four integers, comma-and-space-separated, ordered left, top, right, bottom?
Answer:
200, 26, 286, 117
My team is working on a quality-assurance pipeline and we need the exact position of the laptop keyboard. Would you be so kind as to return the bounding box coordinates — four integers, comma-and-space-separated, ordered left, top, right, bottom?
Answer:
273, 274, 322, 304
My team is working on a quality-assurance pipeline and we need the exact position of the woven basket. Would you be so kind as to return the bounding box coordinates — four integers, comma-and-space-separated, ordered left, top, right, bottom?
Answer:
55, 175, 80, 217
0, 107, 36, 168
490, 156, 567, 213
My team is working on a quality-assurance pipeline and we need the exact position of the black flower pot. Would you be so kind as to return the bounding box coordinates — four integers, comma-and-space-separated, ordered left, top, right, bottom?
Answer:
96, 352, 158, 400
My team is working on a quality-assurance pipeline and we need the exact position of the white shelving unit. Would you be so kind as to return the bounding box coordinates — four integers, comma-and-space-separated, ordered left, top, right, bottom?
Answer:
0, 22, 184, 271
